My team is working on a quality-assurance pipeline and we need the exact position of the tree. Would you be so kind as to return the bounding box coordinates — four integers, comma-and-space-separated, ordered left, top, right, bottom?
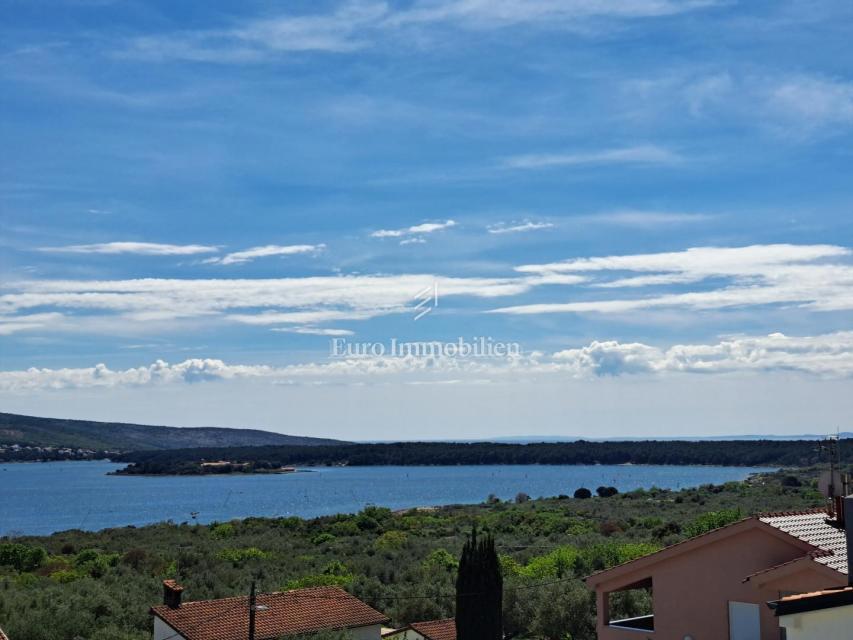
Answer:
456, 525, 502, 640
573, 487, 592, 499
596, 486, 618, 498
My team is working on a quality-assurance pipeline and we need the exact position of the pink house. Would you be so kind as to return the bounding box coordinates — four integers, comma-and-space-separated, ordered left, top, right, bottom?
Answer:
585, 509, 849, 640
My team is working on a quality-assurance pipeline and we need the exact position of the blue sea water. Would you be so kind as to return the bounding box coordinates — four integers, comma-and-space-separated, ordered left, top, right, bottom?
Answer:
0, 461, 775, 536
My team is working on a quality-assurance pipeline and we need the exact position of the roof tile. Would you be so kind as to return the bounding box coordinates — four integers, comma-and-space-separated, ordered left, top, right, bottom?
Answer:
409, 618, 457, 640
759, 511, 848, 573
151, 586, 389, 640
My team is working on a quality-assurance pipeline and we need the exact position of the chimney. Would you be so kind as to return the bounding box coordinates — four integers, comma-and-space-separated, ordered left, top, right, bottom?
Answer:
163, 579, 184, 609
844, 497, 853, 586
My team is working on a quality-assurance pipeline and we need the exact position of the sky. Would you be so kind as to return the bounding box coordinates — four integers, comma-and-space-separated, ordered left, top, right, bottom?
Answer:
1, 0, 853, 439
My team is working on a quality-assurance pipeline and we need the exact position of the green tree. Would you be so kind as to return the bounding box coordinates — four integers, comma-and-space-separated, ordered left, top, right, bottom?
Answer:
456, 526, 502, 640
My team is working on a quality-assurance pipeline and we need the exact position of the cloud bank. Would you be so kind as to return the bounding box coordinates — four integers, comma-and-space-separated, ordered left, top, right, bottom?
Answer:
2, 331, 851, 392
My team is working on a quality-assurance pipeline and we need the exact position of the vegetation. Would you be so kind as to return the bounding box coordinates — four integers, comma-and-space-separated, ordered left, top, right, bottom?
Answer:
456, 527, 502, 640
0, 412, 346, 453
0, 469, 825, 639
112, 439, 852, 474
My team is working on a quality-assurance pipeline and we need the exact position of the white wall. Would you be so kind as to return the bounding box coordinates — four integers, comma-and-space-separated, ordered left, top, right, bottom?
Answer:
153, 616, 185, 640
779, 604, 853, 640
349, 624, 385, 640
381, 629, 426, 640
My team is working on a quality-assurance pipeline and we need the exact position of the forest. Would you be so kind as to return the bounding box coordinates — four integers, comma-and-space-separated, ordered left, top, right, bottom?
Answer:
112, 439, 850, 474
0, 468, 826, 640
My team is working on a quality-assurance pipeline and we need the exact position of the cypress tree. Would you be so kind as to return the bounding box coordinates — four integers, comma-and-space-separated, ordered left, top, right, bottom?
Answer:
456, 525, 502, 640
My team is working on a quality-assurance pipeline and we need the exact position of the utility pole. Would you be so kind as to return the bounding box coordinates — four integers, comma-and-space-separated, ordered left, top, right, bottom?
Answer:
248, 581, 256, 640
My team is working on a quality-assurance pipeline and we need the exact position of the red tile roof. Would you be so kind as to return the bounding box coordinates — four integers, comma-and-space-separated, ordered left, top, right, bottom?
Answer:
409, 618, 457, 640
151, 586, 389, 640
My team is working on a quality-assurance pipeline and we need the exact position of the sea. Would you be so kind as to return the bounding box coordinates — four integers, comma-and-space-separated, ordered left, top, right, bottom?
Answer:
0, 460, 775, 536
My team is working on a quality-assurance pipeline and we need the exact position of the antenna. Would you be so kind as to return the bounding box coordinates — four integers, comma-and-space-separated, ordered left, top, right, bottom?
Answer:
248, 580, 268, 640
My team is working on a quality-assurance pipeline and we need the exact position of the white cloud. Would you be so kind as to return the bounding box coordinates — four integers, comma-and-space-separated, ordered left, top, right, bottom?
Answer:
0, 273, 534, 330
4, 244, 852, 334
769, 75, 853, 132
0, 312, 64, 335
38, 242, 218, 256
121, 0, 720, 63
371, 219, 456, 240
392, 0, 721, 28
271, 327, 355, 336
636, 71, 853, 138
487, 220, 554, 234
498, 244, 853, 315
577, 210, 712, 227
3, 331, 851, 392
502, 145, 682, 169
204, 244, 325, 266
124, 1, 389, 62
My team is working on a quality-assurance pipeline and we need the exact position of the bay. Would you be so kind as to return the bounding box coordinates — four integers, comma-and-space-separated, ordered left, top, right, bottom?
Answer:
0, 461, 775, 536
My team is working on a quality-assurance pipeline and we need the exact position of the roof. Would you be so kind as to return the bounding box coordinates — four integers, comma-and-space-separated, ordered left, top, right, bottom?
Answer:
410, 619, 457, 640
587, 508, 848, 588
759, 510, 848, 574
151, 586, 390, 640
383, 619, 456, 640
0, 626, 8, 640
768, 586, 853, 616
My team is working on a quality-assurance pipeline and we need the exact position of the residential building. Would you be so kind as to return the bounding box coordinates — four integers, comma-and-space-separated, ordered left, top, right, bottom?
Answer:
382, 618, 456, 640
0, 625, 8, 640
768, 586, 853, 639
585, 508, 849, 640
151, 581, 390, 640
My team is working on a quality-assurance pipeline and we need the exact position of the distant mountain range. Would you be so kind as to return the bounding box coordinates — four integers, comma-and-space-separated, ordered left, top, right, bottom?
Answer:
485, 434, 853, 443
0, 412, 347, 451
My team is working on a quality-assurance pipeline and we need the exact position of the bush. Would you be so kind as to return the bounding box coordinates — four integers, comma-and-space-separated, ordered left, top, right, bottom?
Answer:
217, 547, 270, 565
0, 543, 47, 572
374, 530, 407, 551
596, 486, 619, 498
210, 523, 236, 539
683, 508, 743, 538
573, 488, 592, 499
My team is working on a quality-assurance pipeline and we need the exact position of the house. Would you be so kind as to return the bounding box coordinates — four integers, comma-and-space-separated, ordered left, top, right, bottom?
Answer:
382, 618, 456, 640
0, 626, 8, 640
151, 581, 390, 640
585, 508, 850, 640
768, 586, 853, 639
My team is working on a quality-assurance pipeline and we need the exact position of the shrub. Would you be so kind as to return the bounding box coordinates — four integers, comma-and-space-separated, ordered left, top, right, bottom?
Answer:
0, 543, 47, 572
312, 533, 336, 545
596, 486, 619, 498
210, 523, 236, 539
573, 488, 592, 499
217, 547, 270, 565
683, 508, 743, 538
374, 530, 408, 551
423, 549, 459, 573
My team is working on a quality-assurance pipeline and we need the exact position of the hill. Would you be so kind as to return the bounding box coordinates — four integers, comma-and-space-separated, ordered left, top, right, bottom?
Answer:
112, 438, 849, 474
0, 412, 346, 451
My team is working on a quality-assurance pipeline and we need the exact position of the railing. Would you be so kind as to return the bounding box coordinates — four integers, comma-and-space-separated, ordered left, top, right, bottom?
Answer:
608, 614, 654, 632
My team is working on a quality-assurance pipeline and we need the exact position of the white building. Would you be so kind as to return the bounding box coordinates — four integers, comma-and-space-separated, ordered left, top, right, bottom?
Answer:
768, 586, 853, 640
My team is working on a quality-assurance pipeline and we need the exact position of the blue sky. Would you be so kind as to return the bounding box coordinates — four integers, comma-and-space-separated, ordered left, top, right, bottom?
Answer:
2, 0, 853, 438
